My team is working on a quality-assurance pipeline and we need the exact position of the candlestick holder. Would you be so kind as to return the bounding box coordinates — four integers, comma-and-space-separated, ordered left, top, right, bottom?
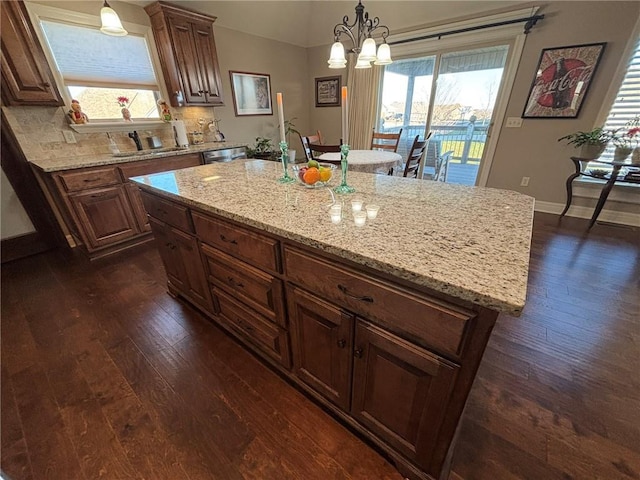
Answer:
277, 141, 295, 184
334, 144, 355, 193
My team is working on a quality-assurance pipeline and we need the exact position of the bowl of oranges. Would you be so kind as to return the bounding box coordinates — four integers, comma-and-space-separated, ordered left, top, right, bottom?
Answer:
292, 161, 336, 188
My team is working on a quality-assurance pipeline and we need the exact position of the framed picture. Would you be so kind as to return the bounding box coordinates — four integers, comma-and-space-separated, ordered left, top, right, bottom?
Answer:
522, 42, 606, 118
229, 71, 272, 116
315, 76, 341, 107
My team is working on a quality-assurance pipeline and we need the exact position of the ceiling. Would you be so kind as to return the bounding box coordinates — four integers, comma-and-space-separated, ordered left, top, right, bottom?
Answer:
122, 1, 528, 48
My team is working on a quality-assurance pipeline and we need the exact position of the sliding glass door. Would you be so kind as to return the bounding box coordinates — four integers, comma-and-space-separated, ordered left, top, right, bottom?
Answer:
377, 44, 510, 185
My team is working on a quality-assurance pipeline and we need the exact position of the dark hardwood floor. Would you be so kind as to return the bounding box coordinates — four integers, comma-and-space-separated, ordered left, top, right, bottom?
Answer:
1, 212, 638, 480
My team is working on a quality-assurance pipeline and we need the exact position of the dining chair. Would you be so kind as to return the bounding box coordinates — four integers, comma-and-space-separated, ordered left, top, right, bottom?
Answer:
434, 150, 454, 182
300, 131, 324, 162
371, 128, 403, 152
307, 142, 342, 164
401, 133, 432, 178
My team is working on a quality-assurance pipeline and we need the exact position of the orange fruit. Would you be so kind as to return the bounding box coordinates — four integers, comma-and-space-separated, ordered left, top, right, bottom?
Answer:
303, 167, 320, 185
319, 167, 332, 182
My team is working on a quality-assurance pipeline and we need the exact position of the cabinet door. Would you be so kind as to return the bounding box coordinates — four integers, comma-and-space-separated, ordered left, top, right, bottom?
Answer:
167, 15, 205, 105
125, 183, 151, 233
193, 21, 223, 105
148, 217, 212, 313
288, 286, 354, 411
69, 186, 140, 250
351, 321, 458, 471
0, 0, 63, 106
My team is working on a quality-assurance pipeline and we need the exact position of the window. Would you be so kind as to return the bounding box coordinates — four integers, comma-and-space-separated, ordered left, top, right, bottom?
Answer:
28, 4, 162, 122
589, 35, 640, 169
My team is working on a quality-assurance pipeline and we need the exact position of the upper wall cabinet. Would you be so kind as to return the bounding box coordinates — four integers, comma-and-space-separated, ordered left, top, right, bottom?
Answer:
145, 1, 223, 107
0, 0, 63, 106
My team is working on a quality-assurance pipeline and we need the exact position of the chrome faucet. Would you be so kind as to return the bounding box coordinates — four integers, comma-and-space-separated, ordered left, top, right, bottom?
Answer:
128, 131, 143, 151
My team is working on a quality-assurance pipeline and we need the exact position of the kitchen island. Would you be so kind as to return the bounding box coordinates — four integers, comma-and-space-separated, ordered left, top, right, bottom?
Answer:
131, 159, 534, 480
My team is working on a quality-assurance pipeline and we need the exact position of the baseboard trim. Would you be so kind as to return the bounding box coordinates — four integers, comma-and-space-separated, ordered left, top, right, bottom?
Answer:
535, 200, 640, 227
1, 232, 53, 263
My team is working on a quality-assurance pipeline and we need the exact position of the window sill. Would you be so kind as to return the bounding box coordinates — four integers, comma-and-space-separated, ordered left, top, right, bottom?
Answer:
69, 120, 168, 134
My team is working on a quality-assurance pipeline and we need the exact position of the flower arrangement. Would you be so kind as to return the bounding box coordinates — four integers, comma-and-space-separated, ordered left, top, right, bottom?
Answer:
611, 115, 639, 149
117, 96, 129, 107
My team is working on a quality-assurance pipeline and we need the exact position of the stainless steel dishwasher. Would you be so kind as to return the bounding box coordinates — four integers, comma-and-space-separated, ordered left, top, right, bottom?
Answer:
202, 147, 247, 164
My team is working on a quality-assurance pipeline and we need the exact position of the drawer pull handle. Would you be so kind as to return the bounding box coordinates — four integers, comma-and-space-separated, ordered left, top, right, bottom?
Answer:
90, 193, 107, 198
83, 178, 100, 183
42, 82, 51, 87
244, 324, 254, 332
156, 208, 168, 215
337, 284, 373, 303
354, 347, 363, 358
227, 276, 244, 288
219, 234, 238, 245
166, 242, 176, 250
337, 339, 346, 348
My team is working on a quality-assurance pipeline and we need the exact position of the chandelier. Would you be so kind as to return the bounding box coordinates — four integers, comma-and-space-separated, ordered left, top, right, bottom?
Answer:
327, 1, 392, 69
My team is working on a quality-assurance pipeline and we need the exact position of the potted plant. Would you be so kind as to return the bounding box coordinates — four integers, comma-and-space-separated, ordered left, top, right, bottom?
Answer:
281, 118, 300, 163
558, 127, 611, 160
611, 115, 640, 163
246, 137, 276, 160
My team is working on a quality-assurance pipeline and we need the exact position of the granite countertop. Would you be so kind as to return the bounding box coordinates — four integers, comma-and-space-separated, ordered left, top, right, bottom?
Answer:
30, 142, 248, 172
131, 160, 535, 316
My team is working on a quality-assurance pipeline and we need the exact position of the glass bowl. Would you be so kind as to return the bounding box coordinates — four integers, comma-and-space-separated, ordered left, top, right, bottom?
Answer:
291, 163, 337, 188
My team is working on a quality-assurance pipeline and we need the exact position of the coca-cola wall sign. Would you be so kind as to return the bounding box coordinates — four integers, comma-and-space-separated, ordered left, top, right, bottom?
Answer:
522, 43, 606, 118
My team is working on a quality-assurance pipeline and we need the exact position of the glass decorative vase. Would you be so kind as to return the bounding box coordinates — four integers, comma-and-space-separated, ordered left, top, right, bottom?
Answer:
334, 144, 355, 193
277, 141, 295, 183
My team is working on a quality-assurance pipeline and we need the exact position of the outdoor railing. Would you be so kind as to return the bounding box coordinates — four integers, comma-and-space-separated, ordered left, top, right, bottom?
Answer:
383, 122, 489, 164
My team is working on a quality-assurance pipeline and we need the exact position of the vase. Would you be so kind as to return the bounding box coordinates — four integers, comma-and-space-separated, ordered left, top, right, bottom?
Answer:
579, 143, 606, 160
334, 144, 355, 194
631, 147, 640, 165
613, 146, 632, 162
121, 107, 132, 122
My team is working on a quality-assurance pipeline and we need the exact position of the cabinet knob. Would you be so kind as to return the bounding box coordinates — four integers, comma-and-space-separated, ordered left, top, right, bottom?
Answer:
219, 234, 238, 245
337, 339, 346, 348
41, 82, 50, 88
354, 347, 363, 358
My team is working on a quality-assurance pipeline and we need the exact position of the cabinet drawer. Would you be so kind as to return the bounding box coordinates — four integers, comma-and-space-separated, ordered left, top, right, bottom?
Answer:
58, 167, 120, 192
284, 246, 474, 359
140, 191, 192, 232
214, 287, 290, 368
192, 212, 279, 272
118, 153, 201, 179
201, 243, 285, 327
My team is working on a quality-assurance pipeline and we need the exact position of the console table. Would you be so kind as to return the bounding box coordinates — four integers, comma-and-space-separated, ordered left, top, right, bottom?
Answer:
561, 156, 639, 228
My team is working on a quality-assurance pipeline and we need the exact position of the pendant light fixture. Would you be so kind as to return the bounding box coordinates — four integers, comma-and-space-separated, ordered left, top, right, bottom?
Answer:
100, 0, 127, 36
327, 1, 392, 69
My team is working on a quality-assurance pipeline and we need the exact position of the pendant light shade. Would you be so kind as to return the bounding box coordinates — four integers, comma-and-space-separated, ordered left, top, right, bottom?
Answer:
100, 1, 127, 36
374, 43, 393, 65
328, 41, 347, 68
359, 38, 377, 62
354, 54, 372, 69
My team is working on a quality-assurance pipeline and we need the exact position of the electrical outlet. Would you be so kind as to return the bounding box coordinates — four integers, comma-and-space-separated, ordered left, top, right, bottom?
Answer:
520, 176, 530, 187
506, 117, 523, 128
62, 130, 76, 144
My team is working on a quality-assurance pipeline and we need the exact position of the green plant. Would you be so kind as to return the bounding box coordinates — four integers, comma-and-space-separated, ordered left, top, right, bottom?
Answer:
558, 127, 611, 147
282, 117, 300, 145
588, 168, 608, 178
246, 136, 274, 158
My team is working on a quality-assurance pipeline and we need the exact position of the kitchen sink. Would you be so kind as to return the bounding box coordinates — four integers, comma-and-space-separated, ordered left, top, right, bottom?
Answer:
113, 147, 189, 158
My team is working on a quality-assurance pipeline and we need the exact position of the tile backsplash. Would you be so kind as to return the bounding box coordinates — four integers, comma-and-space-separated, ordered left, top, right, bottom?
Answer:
3, 105, 220, 161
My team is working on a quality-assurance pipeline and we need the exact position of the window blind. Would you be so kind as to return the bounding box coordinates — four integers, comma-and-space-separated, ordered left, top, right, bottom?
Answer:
40, 20, 158, 89
599, 36, 640, 161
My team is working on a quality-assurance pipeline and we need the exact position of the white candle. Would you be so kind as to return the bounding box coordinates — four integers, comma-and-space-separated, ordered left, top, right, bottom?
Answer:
277, 92, 286, 144
341, 86, 348, 145
351, 198, 363, 212
353, 211, 366, 227
366, 204, 380, 219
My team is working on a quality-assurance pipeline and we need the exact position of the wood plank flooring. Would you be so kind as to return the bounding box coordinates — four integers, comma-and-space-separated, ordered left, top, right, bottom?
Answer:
1, 212, 638, 480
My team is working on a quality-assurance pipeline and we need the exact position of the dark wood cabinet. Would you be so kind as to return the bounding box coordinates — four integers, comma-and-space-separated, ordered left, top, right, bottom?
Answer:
1, 0, 63, 106
287, 285, 354, 411
69, 185, 140, 249
351, 321, 458, 470
145, 2, 223, 107
148, 216, 212, 312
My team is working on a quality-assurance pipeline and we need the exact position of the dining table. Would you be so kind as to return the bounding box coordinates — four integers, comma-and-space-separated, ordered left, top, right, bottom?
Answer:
318, 149, 402, 174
